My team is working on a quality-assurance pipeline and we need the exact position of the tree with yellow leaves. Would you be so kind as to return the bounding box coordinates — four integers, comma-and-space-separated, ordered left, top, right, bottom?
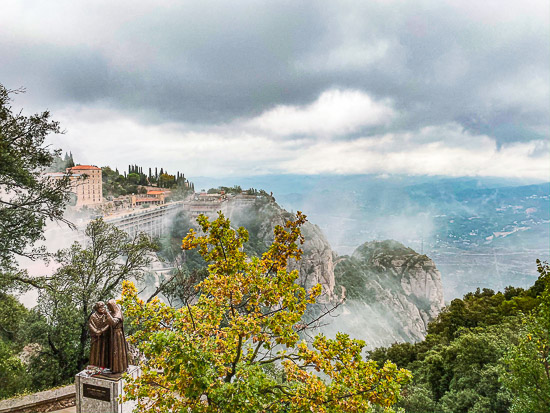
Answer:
120, 212, 411, 412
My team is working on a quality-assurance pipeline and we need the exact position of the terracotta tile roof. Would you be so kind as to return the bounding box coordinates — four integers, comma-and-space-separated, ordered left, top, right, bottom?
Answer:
147, 190, 165, 195
69, 165, 101, 170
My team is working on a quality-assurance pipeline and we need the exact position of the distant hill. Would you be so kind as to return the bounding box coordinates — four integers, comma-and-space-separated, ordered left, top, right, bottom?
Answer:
191, 175, 549, 300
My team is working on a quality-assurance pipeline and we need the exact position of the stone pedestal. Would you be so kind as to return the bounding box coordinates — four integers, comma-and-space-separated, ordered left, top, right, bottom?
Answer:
75, 365, 140, 413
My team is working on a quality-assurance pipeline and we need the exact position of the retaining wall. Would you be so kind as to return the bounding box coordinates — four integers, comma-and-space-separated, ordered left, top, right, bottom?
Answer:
0, 385, 75, 413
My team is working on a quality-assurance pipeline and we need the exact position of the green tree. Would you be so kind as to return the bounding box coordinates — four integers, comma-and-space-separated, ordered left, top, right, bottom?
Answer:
0, 85, 72, 289
426, 326, 514, 412
64, 151, 75, 168
159, 172, 175, 188
368, 269, 550, 413
127, 172, 140, 185
121, 212, 411, 412
501, 260, 550, 413
0, 292, 33, 398
27, 219, 157, 386
0, 339, 29, 399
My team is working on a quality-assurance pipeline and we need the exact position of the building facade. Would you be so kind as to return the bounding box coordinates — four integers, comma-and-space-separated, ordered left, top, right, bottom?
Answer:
67, 165, 103, 207
44, 165, 103, 208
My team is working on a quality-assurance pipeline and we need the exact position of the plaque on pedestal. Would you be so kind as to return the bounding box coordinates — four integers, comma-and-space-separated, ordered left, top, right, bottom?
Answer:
75, 365, 140, 413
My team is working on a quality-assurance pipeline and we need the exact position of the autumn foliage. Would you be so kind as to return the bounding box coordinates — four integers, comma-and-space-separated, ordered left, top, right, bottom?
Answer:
120, 212, 411, 412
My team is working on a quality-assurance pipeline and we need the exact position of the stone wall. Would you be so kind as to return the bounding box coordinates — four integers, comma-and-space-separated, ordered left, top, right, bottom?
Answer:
0, 385, 75, 413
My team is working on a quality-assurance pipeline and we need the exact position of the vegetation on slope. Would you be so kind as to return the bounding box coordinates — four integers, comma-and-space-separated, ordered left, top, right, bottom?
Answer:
120, 212, 412, 412
369, 260, 550, 413
102, 164, 192, 199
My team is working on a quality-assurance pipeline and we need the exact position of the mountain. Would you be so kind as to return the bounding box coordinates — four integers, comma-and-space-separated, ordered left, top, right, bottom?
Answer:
332, 240, 445, 347
222, 196, 337, 301
203, 194, 445, 346
193, 175, 549, 300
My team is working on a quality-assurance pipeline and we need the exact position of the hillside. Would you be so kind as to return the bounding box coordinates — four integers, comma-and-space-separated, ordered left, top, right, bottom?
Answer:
332, 240, 445, 347
194, 175, 549, 299
165, 194, 446, 346
369, 261, 550, 413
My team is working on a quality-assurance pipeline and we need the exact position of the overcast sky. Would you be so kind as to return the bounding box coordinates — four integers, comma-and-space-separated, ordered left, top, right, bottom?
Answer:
1, 0, 548, 180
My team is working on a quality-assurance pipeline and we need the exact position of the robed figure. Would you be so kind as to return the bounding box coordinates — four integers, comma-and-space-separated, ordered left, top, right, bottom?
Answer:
88, 301, 110, 368
105, 299, 129, 373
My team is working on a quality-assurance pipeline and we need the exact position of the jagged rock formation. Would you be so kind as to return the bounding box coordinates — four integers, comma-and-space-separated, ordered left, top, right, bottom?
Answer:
290, 222, 336, 302
332, 240, 445, 347
195, 196, 444, 345
222, 198, 336, 301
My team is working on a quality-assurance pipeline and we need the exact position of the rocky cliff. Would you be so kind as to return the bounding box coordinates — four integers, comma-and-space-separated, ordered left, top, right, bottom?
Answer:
222, 197, 336, 301
199, 196, 445, 346
332, 240, 445, 347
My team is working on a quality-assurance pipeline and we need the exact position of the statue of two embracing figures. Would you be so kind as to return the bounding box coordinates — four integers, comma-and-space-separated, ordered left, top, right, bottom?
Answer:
88, 299, 129, 374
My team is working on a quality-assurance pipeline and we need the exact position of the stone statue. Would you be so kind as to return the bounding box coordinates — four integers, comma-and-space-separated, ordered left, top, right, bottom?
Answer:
88, 299, 129, 373
105, 299, 129, 373
88, 301, 110, 368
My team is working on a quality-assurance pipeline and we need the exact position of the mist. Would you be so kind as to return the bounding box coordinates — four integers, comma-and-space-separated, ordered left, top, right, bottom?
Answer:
14, 207, 98, 307
195, 174, 549, 300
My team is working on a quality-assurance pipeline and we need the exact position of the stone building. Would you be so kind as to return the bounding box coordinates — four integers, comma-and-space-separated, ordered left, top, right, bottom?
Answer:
67, 165, 103, 207
129, 190, 167, 207
44, 164, 103, 208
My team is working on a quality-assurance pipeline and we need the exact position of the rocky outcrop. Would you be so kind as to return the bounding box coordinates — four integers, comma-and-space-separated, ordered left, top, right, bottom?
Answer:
222, 198, 336, 301
290, 222, 336, 302
218, 197, 445, 346
332, 240, 445, 347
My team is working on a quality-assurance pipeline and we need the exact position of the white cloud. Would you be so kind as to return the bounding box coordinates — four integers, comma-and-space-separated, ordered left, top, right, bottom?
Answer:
280, 125, 549, 178
52, 106, 289, 177
246, 89, 395, 137
49, 105, 550, 181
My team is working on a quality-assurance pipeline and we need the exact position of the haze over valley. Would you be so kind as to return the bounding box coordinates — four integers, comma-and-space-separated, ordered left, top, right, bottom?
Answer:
193, 174, 549, 300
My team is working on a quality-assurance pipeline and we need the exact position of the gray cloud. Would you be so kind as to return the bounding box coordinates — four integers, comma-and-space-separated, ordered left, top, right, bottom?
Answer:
0, 0, 548, 150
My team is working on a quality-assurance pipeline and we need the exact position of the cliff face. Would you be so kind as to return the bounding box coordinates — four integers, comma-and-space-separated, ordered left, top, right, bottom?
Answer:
222, 198, 336, 301
332, 240, 445, 347
290, 222, 336, 302
218, 197, 444, 346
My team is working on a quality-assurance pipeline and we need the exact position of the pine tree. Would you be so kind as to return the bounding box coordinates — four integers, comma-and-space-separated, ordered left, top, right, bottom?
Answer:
67, 152, 75, 168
